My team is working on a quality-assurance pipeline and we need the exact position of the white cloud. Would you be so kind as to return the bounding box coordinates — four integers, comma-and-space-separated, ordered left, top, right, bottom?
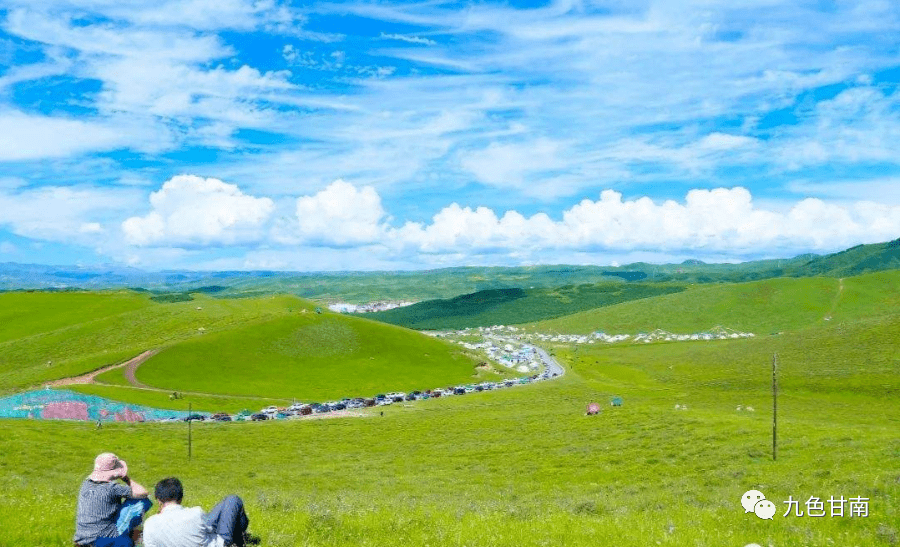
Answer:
786, 178, 900, 206
460, 138, 569, 192
0, 185, 140, 243
0, 110, 140, 161
290, 179, 387, 246
0, 241, 17, 254
699, 132, 758, 151
122, 175, 274, 246
390, 186, 900, 257
775, 86, 900, 170
380, 32, 437, 46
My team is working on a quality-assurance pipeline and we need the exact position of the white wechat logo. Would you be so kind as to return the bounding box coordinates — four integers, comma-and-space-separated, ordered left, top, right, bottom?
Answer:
741, 490, 776, 520
754, 500, 777, 520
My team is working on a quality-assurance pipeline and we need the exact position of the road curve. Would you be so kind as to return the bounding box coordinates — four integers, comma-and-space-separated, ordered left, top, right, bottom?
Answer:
533, 345, 565, 377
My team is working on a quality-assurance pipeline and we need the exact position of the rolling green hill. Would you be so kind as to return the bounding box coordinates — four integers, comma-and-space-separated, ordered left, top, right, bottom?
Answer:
529, 270, 900, 334
0, 291, 485, 401
0, 291, 298, 393
128, 313, 492, 401
785, 238, 900, 277
361, 282, 685, 330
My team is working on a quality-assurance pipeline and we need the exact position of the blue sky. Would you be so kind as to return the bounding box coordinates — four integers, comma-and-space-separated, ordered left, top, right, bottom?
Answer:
1, 0, 899, 271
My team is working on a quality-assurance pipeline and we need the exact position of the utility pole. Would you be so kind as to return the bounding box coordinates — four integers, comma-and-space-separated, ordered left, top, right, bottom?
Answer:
188, 402, 192, 461
772, 354, 778, 461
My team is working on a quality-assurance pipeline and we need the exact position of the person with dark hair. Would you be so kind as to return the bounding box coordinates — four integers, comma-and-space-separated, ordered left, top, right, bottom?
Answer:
142, 477, 256, 547
74, 452, 152, 547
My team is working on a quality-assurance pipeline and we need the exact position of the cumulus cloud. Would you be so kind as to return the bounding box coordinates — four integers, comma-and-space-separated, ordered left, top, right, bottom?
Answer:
275, 181, 900, 260
122, 175, 274, 246
293, 179, 388, 246
390, 186, 900, 258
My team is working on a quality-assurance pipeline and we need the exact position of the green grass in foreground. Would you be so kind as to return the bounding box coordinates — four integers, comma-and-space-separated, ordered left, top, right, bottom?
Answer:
2, 313, 898, 546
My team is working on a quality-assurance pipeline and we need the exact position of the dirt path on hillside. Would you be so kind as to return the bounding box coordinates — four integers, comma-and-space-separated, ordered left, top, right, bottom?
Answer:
47, 349, 159, 387
823, 278, 844, 321
123, 352, 156, 389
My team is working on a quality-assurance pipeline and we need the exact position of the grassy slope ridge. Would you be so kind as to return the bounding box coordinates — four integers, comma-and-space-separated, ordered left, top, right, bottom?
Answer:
0, 291, 484, 401
132, 313, 488, 401
0, 291, 301, 393
362, 282, 685, 330
530, 271, 900, 334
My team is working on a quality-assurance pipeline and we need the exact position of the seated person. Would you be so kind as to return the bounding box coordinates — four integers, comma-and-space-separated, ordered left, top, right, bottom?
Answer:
143, 477, 255, 547
74, 452, 152, 547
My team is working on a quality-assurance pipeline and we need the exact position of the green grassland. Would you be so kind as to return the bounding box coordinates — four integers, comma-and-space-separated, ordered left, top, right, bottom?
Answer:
0, 291, 486, 402
1, 316, 897, 545
362, 282, 685, 330
1, 270, 898, 545
128, 314, 497, 401
529, 271, 900, 334
0, 291, 304, 393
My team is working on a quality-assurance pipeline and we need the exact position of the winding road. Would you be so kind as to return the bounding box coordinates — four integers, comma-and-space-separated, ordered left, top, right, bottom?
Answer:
533, 345, 565, 377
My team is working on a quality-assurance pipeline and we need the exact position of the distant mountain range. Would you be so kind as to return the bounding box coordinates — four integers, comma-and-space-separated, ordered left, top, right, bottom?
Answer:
2, 238, 898, 300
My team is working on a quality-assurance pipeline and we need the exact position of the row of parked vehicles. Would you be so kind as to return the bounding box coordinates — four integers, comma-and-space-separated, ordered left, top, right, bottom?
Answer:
181, 370, 558, 422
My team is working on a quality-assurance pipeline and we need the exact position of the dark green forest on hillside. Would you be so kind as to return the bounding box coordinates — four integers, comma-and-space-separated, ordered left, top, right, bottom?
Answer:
360, 283, 685, 330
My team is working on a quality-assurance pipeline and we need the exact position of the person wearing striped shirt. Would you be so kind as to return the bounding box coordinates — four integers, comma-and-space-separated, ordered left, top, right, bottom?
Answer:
74, 453, 151, 547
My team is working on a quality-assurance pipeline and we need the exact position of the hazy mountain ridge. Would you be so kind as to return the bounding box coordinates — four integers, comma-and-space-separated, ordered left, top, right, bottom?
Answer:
2, 238, 898, 299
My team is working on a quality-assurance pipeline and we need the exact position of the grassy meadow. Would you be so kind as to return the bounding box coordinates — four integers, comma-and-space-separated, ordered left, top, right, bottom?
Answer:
1, 271, 898, 545
0, 290, 487, 403
0, 291, 303, 393
130, 313, 497, 401
530, 271, 900, 334
1, 333, 897, 546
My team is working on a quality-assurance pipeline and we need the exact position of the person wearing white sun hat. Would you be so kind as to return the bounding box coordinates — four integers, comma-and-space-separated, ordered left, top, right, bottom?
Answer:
74, 452, 152, 547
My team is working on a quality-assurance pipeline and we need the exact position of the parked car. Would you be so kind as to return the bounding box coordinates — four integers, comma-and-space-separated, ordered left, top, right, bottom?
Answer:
261, 405, 279, 416
453, 387, 466, 395
211, 413, 231, 422
183, 414, 205, 422
250, 413, 268, 421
